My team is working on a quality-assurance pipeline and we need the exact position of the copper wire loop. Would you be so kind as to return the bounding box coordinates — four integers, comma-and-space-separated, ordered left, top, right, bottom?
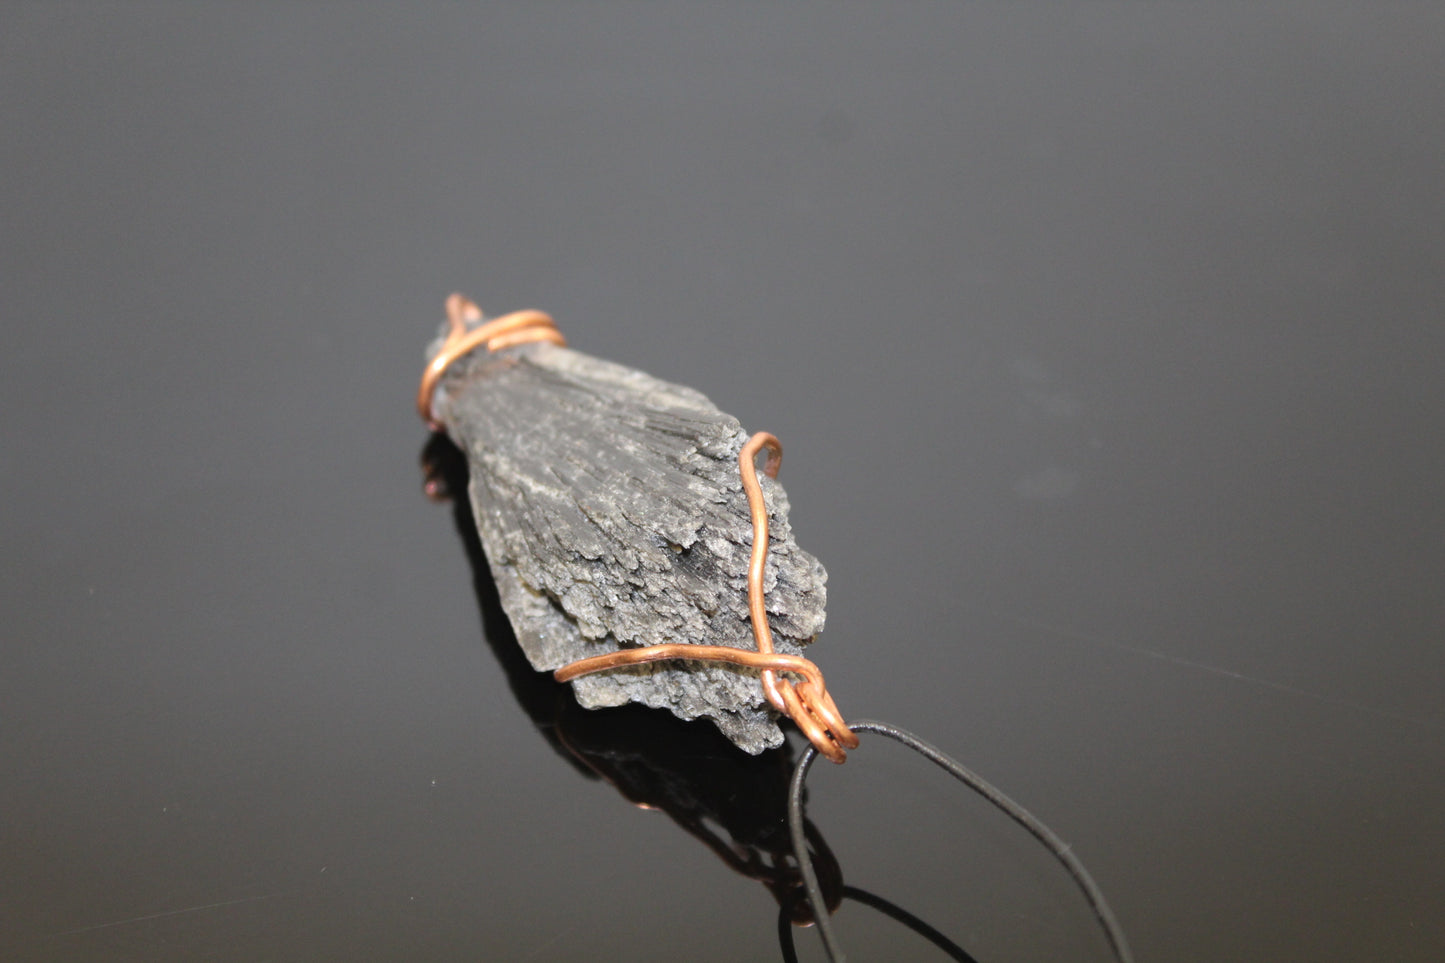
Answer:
555, 432, 858, 764
417, 293, 566, 428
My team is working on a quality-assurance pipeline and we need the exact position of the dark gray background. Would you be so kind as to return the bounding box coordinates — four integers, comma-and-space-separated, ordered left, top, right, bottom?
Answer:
3, 4, 1442, 961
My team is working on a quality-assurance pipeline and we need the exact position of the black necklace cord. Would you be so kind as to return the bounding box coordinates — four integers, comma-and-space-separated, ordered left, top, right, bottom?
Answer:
787, 720, 1134, 963
779, 885, 981, 963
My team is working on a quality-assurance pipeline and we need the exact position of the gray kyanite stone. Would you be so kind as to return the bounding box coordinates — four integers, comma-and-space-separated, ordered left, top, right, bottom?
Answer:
428, 327, 827, 753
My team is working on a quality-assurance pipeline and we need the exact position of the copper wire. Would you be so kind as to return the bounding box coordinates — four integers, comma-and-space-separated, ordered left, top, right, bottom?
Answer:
419, 294, 855, 763
740, 433, 788, 712
416, 293, 566, 428
555, 432, 857, 764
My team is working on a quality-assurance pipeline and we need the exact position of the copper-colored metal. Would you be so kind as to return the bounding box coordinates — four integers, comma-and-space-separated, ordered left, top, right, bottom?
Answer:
417, 293, 566, 428
557, 643, 853, 765
556, 430, 858, 764
555, 644, 823, 689
740, 432, 787, 712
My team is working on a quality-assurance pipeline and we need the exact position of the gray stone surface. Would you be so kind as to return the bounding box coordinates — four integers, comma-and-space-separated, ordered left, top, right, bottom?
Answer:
429, 328, 827, 753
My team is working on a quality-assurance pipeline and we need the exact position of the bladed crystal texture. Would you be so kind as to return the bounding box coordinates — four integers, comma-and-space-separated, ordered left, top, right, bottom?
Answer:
427, 329, 827, 753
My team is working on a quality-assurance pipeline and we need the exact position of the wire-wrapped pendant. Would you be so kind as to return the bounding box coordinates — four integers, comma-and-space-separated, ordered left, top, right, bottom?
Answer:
417, 295, 1132, 961
420, 295, 833, 754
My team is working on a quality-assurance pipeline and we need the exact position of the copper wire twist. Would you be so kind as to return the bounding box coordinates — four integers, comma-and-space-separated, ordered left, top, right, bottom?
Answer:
417, 293, 566, 428
419, 295, 856, 763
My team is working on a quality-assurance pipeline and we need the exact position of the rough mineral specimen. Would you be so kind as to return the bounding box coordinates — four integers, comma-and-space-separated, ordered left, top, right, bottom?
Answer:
428, 329, 827, 753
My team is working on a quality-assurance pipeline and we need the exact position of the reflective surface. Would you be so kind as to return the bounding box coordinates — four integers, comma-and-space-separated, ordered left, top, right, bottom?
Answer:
4, 5, 1443, 961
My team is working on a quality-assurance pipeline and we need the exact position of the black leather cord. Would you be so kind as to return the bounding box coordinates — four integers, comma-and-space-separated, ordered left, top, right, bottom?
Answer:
787, 719, 1133, 963
778, 884, 980, 963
